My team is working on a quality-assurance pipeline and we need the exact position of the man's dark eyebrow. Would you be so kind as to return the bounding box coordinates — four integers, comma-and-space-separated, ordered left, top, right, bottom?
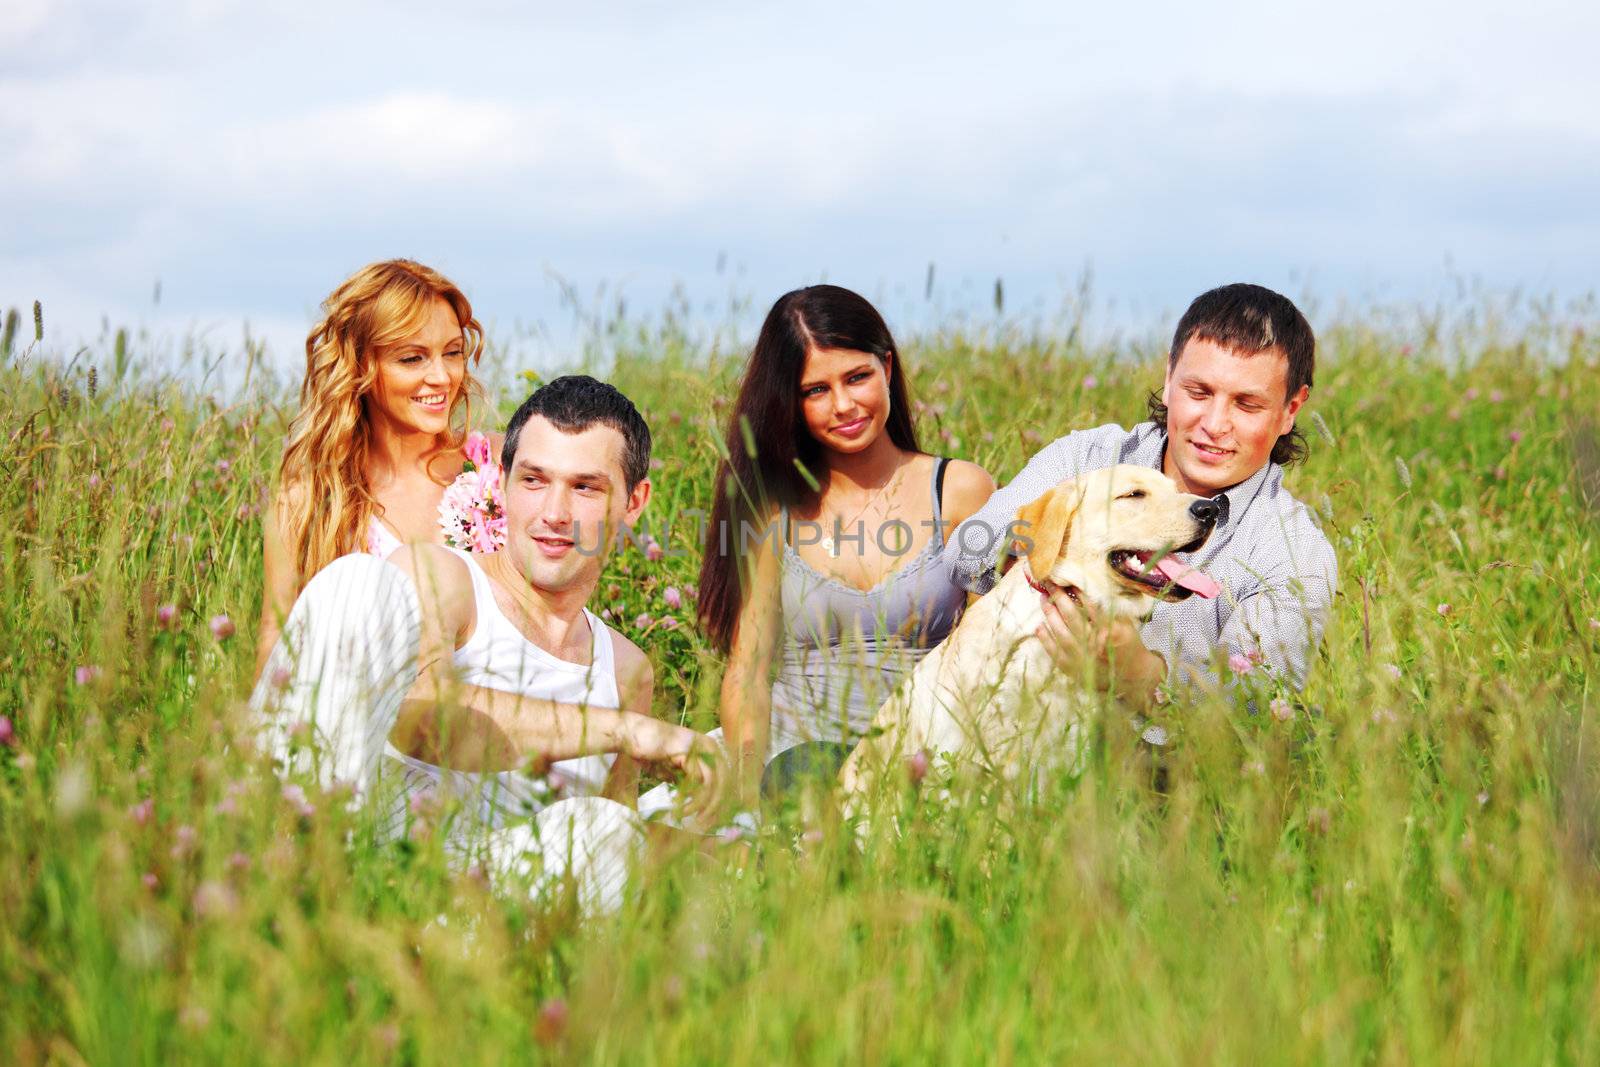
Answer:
511, 461, 611, 485
1179, 374, 1270, 403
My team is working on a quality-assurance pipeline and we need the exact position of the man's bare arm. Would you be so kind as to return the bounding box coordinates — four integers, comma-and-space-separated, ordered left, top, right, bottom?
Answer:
386, 544, 713, 780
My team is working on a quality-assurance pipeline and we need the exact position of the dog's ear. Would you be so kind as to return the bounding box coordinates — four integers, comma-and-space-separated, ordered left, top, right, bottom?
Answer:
1014, 483, 1080, 582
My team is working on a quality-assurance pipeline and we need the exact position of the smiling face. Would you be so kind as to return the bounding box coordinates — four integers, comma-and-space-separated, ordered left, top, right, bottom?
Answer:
500, 415, 650, 596
797, 345, 893, 456
367, 297, 467, 438
1161, 337, 1308, 496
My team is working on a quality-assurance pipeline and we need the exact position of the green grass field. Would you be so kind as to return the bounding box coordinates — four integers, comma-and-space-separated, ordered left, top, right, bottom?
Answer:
3, 299, 1598, 1065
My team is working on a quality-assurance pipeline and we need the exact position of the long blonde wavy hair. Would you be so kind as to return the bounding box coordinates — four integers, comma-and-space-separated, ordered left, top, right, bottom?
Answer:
277, 259, 485, 586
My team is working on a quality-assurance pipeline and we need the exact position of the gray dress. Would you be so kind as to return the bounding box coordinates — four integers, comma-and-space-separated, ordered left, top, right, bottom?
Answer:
768, 457, 968, 754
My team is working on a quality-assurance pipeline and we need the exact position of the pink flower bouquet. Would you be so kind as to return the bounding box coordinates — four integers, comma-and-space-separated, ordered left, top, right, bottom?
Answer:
438, 431, 506, 552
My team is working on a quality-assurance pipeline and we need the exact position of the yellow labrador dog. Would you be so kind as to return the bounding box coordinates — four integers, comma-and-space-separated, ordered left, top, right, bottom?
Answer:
838, 464, 1221, 803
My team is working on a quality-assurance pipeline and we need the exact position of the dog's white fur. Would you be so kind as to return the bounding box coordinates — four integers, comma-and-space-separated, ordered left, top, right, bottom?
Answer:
837, 464, 1215, 802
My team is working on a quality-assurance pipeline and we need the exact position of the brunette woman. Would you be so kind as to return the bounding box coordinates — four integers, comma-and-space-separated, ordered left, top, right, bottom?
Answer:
697, 285, 995, 802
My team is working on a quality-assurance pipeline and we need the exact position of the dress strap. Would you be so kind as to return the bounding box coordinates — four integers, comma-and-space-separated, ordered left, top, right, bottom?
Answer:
931, 457, 950, 535
367, 515, 404, 559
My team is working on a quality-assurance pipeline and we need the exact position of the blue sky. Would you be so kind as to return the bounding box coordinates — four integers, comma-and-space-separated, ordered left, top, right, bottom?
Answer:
4, 0, 1597, 375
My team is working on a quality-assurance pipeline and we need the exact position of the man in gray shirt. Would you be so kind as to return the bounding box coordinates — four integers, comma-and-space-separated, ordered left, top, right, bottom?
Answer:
946, 283, 1337, 704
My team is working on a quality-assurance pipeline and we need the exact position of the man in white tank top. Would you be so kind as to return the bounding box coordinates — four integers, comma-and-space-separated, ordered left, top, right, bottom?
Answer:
253, 377, 719, 912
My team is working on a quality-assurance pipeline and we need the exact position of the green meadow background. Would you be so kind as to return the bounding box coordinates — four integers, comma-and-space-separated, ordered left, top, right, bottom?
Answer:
2, 295, 1599, 1065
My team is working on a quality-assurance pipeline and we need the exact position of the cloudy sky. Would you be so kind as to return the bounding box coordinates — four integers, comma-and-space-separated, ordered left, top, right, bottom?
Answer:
4, 0, 1597, 374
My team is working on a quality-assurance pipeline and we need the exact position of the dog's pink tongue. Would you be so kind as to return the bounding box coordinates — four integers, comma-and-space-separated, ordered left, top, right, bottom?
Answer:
1154, 557, 1221, 599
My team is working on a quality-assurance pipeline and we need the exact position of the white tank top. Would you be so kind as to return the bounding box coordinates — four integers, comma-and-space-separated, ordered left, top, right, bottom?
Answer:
448, 549, 621, 707
382, 549, 620, 831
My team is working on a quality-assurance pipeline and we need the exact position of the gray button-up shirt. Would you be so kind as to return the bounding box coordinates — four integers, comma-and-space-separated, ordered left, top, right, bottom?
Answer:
946, 421, 1337, 688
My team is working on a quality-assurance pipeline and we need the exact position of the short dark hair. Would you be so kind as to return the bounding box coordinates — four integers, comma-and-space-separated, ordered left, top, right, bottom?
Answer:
1147, 283, 1316, 467
501, 375, 652, 489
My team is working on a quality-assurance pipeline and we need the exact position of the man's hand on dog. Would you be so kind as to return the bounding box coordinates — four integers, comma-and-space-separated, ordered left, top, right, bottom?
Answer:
1036, 588, 1167, 709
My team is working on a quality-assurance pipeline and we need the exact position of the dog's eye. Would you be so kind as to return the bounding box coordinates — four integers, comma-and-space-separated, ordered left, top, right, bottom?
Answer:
1117, 490, 1148, 500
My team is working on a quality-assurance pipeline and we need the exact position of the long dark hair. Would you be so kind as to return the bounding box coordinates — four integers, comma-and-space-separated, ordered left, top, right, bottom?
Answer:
697, 285, 919, 652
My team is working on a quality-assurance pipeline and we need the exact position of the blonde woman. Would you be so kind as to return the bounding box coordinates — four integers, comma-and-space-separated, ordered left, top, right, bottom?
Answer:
257, 259, 499, 673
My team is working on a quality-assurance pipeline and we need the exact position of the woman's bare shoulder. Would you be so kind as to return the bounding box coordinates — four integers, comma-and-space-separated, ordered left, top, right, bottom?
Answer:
269, 479, 311, 524
939, 459, 997, 528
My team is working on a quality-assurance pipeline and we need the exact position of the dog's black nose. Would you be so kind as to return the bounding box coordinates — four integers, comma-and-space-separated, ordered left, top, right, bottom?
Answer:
1189, 498, 1221, 525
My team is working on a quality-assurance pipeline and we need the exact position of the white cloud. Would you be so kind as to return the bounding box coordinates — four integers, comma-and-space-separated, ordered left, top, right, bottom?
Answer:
0, 0, 56, 46
3, 0, 1598, 371
221, 94, 537, 184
